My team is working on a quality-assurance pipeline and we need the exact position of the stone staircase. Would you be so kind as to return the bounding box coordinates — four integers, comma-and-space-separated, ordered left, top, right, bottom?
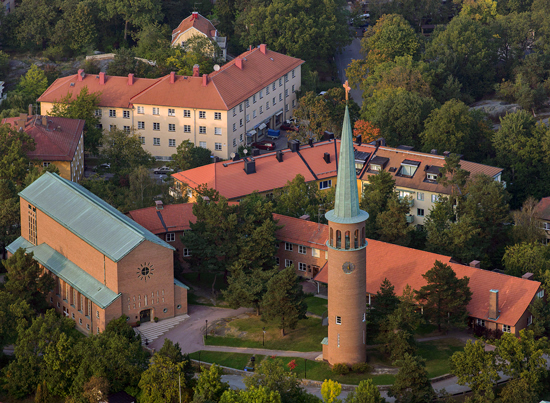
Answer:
135, 314, 189, 345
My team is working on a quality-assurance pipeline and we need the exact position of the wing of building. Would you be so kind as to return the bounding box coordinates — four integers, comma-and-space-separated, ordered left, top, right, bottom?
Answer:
7, 172, 189, 333
171, 11, 227, 60
38, 45, 304, 161
2, 113, 85, 182
171, 140, 503, 224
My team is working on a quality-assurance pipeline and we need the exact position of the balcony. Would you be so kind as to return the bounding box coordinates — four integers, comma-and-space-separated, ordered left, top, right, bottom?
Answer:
399, 196, 414, 207
169, 187, 181, 198
406, 214, 414, 224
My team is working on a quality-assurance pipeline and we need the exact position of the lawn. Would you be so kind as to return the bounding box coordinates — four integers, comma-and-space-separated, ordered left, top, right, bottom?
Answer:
304, 296, 328, 316
180, 271, 228, 306
206, 315, 327, 352
190, 351, 395, 385
418, 338, 465, 378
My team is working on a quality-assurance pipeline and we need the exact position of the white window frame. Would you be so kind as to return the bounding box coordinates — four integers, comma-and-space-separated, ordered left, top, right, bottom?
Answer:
417, 192, 424, 201
298, 262, 307, 271
215, 143, 222, 151
168, 123, 176, 132
152, 107, 160, 115
503, 324, 511, 333
336, 316, 342, 325
123, 110, 130, 119
166, 233, 175, 242
153, 138, 160, 146
214, 112, 222, 120
184, 125, 191, 133
285, 259, 293, 268
199, 126, 206, 134
153, 122, 160, 131
319, 180, 332, 190
476, 319, 485, 327
184, 110, 191, 118
537, 289, 545, 299
169, 139, 176, 147
137, 106, 144, 114
199, 141, 207, 148
417, 208, 425, 217
298, 245, 306, 254
138, 121, 145, 130
285, 242, 293, 251
168, 108, 175, 116
427, 173, 438, 181
233, 123, 236, 132
183, 248, 191, 257
199, 111, 206, 119
215, 127, 222, 135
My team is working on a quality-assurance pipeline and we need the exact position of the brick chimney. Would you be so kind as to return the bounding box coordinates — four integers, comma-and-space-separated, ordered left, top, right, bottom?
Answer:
202, 74, 208, 86
42, 116, 47, 127
170, 71, 176, 84
522, 272, 535, 281
28, 104, 33, 116
193, 64, 200, 77
155, 200, 163, 210
192, 11, 198, 20
488, 289, 499, 320
235, 58, 243, 70
77, 69, 85, 81
128, 73, 134, 85
99, 72, 105, 85
259, 44, 267, 54
17, 113, 27, 131
469, 260, 481, 269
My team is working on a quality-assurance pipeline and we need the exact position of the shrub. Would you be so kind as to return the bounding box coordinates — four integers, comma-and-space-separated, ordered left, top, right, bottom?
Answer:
351, 362, 371, 373
154, 317, 159, 323
136, 320, 141, 326
332, 363, 350, 375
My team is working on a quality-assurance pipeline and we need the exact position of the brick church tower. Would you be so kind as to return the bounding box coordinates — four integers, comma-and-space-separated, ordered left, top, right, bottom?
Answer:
322, 87, 369, 365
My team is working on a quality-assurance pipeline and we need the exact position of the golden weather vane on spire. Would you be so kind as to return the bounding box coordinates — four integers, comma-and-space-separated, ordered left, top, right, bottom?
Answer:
343, 80, 351, 102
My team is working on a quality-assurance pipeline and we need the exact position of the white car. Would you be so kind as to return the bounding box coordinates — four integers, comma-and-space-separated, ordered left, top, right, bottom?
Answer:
154, 166, 174, 175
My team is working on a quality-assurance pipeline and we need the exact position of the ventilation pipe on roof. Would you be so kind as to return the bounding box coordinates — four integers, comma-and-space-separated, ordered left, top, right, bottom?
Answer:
288, 140, 300, 152
170, 71, 176, 84
99, 72, 105, 85
235, 58, 243, 70
202, 74, 208, 86
128, 73, 134, 86
308, 138, 314, 147
77, 69, 85, 81
488, 290, 499, 320
243, 157, 256, 174
469, 260, 481, 268
28, 104, 33, 116
356, 135, 362, 145
193, 64, 200, 77
155, 200, 163, 210
259, 44, 267, 54
276, 150, 284, 162
42, 116, 47, 127
431, 149, 437, 154
443, 151, 450, 157
323, 152, 331, 164
232, 152, 240, 161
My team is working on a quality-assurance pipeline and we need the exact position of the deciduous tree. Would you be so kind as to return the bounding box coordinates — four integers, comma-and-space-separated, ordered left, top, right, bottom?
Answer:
220, 385, 282, 403
388, 354, 434, 403
193, 364, 229, 402
321, 379, 342, 403
101, 128, 154, 173
138, 355, 187, 403
170, 140, 212, 172
345, 379, 386, 403
502, 242, 550, 278
353, 120, 381, 144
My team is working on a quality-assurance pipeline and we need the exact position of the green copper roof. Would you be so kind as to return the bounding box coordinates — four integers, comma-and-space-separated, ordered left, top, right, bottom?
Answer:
325, 105, 369, 225
174, 278, 190, 290
7, 238, 120, 309
19, 172, 174, 262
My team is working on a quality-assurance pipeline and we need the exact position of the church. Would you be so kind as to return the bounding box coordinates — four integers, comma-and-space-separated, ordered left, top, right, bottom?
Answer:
7, 173, 188, 334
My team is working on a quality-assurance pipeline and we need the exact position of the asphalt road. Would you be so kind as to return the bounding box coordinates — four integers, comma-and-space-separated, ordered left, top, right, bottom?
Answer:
335, 37, 364, 106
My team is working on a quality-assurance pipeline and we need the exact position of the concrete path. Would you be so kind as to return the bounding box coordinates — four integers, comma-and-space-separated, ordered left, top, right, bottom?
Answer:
202, 345, 321, 360
148, 304, 253, 354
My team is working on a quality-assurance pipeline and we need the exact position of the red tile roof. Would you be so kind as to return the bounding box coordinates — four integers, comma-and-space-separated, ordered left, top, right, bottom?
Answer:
172, 141, 503, 200
37, 74, 157, 108
1, 115, 84, 161
126, 203, 196, 234
535, 197, 550, 221
171, 12, 216, 44
274, 214, 539, 327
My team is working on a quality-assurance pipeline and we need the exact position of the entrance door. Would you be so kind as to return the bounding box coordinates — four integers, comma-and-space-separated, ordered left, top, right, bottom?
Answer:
140, 309, 151, 323
312, 266, 320, 278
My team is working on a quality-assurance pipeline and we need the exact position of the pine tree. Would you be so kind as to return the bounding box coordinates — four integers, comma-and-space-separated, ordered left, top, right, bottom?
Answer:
261, 266, 308, 336
414, 260, 472, 332
388, 354, 434, 403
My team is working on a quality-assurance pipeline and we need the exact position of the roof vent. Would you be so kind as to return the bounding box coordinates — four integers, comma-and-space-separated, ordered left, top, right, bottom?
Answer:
70, 83, 75, 87
231, 152, 240, 161
299, 214, 310, 220
443, 151, 450, 157
288, 140, 300, 152
193, 64, 199, 77
252, 148, 260, 156
243, 157, 256, 174
155, 200, 163, 210
522, 272, 535, 281
376, 138, 386, 147
77, 69, 85, 81
424, 165, 430, 171
308, 138, 314, 147
276, 150, 283, 162
356, 135, 362, 145
323, 152, 331, 164
389, 167, 397, 173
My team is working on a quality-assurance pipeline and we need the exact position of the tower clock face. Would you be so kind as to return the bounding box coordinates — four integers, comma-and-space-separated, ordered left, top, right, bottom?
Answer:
137, 263, 154, 281
342, 261, 355, 274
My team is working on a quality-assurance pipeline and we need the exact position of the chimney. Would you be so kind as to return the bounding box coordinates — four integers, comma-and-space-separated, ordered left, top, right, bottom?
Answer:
77, 69, 85, 81
193, 64, 200, 77
202, 74, 208, 86
128, 73, 134, 85
430, 149, 437, 154
443, 151, 450, 157
299, 214, 310, 220
155, 200, 163, 210
323, 152, 331, 164
192, 11, 198, 20
243, 157, 256, 174
308, 138, 314, 147
522, 272, 535, 281
17, 113, 27, 130
469, 260, 481, 269
99, 72, 105, 85
42, 116, 47, 127
170, 71, 176, 84
288, 140, 300, 152
276, 150, 284, 162
356, 135, 362, 145
488, 289, 499, 320
259, 44, 267, 54
235, 58, 243, 70
28, 104, 33, 116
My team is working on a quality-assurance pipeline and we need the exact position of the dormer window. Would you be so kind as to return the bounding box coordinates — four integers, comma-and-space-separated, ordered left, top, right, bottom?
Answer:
368, 156, 389, 174
354, 150, 371, 174
371, 165, 381, 171
399, 160, 420, 177
427, 173, 438, 181
424, 165, 441, 182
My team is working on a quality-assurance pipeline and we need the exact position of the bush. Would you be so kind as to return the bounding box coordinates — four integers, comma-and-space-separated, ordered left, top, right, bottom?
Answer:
472, 323, 503, 341
154, 317, 159, 322
136, 320, 141, 326
351, 362, 371, 373
332, 363, 350, 375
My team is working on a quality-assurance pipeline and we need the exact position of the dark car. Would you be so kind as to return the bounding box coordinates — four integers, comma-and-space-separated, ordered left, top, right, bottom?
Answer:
280, 122, 299, 131
252, 141, 276, 151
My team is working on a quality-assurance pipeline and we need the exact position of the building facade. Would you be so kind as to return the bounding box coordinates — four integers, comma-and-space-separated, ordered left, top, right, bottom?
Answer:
535, 197, 550, 245
7, 173, 188, 334
171, 11, 227, 60
38, 45, 303, 160
2, 113, 85, 182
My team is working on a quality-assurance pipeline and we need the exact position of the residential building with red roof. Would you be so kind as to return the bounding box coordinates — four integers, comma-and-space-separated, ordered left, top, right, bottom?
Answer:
38, 45, 303, 161
171, 139, 503, 224
171, 12, 227, 60
535, 196, 550, 245
2, 113, 85, 182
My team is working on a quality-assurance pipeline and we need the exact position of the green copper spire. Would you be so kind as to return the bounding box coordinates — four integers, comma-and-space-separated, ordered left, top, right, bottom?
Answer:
325, 104, 369, 225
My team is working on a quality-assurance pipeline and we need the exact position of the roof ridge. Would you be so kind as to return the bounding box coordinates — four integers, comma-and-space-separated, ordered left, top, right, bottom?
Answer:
129, 75, 167, 102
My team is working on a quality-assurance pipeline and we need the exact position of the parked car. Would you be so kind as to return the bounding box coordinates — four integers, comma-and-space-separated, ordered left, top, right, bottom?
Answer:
154, 166, 174, 175
93, 163, 111, 171
280, 120, 299, 131
252, 141, 276, 150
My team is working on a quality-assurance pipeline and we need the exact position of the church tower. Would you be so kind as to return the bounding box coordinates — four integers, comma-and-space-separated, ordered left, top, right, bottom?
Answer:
323, 83, 369, 365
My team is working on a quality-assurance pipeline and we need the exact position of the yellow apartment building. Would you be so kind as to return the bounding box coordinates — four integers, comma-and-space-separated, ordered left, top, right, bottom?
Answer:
171, 11, 227, 60
38, 45, 303, 161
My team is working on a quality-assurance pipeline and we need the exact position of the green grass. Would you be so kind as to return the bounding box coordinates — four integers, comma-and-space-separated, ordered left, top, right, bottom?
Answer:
190, 351, 396, 385
418, 338, 465, 378
304, 296, 328, 316
206, 316, 326, 352
415, 323, 439, 337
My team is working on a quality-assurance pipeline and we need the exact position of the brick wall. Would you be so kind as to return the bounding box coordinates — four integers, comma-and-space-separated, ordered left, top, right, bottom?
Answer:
276, 241, 327, 279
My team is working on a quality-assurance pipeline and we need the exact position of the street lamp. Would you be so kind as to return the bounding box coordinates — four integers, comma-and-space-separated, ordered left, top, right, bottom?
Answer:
205, 319, 208, 340
262, 327, 266, 346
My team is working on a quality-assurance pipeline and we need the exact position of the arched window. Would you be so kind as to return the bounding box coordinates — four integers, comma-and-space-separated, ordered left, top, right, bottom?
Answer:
330, 227, 333, 247
345, 231, 350, 249
336, 230, 341, 249
362, 227, 365, 246
354, 229, 359, 249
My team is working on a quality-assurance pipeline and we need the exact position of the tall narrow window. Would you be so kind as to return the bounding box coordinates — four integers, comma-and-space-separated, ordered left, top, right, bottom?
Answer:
28, 205, 37, 245
354, 230, 359, 249
330, 228, 333, 247
361, 227, 365, 246
336, 230, 341, 249
345, 231, 350, 249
